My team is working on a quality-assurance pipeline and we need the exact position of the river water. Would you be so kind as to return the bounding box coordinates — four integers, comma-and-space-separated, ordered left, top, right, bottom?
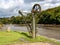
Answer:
1, 24, 60, 40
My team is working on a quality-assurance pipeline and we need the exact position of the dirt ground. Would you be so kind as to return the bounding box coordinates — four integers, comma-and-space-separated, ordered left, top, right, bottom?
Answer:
9, 42, 56, 45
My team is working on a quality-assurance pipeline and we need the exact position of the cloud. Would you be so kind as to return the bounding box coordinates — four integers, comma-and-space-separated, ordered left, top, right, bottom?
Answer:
0, 0, 60, 17
24, 0, 44, 3
0, 0, 24, 9
0, 0, 24, 17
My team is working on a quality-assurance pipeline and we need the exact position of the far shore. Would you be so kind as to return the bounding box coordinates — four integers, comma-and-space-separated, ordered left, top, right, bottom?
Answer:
3, 24, 60, 27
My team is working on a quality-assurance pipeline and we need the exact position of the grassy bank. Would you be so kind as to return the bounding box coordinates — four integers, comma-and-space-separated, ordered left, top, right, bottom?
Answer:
0, 31, 60, 45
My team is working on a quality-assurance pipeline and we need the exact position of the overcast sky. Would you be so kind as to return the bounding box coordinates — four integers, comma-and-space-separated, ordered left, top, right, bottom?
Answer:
0, 0, 60, 17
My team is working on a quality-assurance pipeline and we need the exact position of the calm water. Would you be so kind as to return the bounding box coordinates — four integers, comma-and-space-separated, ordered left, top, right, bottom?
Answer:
1, 24, 60, 40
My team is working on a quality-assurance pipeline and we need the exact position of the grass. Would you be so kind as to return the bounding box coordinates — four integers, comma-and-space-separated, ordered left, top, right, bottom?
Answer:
55, 42, 60, 45
0, 31, 20, 45
0, 31, 60, 45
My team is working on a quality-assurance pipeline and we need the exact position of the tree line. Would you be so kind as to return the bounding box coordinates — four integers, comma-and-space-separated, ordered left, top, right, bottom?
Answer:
0, 6, 60, 24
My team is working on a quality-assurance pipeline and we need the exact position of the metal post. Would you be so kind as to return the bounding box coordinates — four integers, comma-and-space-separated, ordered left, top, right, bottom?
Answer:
19, 4, 41, 39
31, 4, 41, 38
32, 14, 36, 38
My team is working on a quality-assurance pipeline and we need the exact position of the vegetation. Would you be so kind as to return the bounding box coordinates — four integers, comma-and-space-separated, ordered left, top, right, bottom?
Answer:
38, 6, 60, 24
0, 6, 60, 24
0, 4, 60, 45
0, 31, 59, 45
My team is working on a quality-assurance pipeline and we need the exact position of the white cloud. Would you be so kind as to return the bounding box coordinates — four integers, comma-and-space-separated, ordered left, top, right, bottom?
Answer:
39, 0, 60, 10
45, 0, 52, 2
0, 0, 24, 9
42, 3, 54, 9
55, 3, 60, 6
0, 0, 60, 17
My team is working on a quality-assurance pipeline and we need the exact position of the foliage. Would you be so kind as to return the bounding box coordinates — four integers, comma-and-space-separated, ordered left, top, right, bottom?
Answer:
38, 6, 60, 24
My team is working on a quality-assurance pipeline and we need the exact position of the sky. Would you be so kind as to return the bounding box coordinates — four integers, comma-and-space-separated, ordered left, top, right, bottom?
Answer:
0, 0, 60, 18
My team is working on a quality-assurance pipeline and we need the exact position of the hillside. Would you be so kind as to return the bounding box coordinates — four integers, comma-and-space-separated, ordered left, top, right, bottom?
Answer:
38, 6, 60, 24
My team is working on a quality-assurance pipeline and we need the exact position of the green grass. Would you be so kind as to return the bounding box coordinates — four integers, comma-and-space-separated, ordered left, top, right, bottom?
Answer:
55, 42, 60, 45
19, 32, 55, 42
0, 31, 60, 45
0, 31, 21, 45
